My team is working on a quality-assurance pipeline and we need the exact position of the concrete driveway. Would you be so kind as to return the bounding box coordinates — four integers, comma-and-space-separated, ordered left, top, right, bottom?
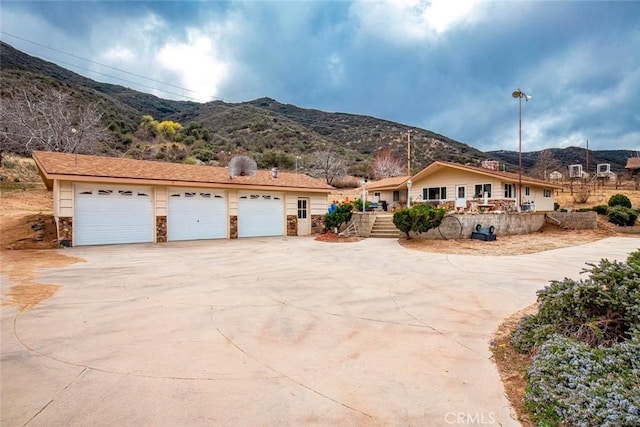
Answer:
2, 237, 638, 426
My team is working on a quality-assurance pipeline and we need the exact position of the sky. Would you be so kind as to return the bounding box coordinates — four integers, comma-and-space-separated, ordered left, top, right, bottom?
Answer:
1, 0, 639, 153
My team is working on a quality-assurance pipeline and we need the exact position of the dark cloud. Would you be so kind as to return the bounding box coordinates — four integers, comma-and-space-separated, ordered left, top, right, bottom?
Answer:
1, 0, 638, 151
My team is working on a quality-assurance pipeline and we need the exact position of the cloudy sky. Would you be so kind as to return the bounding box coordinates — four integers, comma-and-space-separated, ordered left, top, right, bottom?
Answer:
1, 1, 639, 152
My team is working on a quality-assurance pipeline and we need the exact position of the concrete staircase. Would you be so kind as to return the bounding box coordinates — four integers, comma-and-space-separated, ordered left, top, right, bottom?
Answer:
369, 214, 400, 238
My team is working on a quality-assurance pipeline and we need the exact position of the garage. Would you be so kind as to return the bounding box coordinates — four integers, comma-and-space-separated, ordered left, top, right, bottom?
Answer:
238, 192, 285, 237
168, 188, 227, 241
74, 185, 154, 246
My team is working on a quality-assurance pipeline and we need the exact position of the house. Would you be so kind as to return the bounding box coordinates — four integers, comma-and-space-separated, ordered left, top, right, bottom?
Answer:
370, 161, 562, 212
33, 151, 333, 246
625, 157, 640, 175
366, 175, 411, 211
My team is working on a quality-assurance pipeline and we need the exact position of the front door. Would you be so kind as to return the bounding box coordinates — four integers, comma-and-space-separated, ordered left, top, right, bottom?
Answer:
455, 185, 467, 210
297, 198, 310, 236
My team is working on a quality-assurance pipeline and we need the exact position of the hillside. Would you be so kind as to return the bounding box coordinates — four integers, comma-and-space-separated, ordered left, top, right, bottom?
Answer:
0, 41, 635, 176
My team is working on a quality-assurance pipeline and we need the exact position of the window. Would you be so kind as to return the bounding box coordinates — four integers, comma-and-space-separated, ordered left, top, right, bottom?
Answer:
200, 193, 211, 198
504, 184, 514, 198
525, 186, 531, 196
119, 190, 133, 196
423, 187, 446, 201
474, 184, 492, 198
393, 191, 400, 201
543, 189, 552, 198
297, 199, 307, 219
374, 192, 381, 199
98, 189, 113, 196
185, 192, 195, 198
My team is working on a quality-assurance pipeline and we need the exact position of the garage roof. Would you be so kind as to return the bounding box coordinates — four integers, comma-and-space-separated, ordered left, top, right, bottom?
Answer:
33, 151, 334, 192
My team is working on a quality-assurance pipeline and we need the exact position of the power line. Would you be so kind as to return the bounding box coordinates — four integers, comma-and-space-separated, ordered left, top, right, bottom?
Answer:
1, 31, 226, 103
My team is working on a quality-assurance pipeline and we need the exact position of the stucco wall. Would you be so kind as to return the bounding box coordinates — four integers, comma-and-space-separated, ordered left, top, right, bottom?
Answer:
546, 211, 597, 229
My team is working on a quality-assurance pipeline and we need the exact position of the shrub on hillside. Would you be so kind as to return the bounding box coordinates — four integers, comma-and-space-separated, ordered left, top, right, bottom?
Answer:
572, 186, 591, 204
607, 206, 638, 227
608, 193, 632, 209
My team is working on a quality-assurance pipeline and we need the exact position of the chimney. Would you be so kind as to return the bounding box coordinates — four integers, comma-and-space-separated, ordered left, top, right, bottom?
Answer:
271, 167, 278, 179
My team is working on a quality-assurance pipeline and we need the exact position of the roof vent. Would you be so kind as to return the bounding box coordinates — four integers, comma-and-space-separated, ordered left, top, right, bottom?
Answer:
271, 167, 278, 179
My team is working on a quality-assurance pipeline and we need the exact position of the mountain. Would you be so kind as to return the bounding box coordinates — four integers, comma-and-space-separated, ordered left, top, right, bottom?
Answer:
0, 41, 634, 176
487, 147, 636, 175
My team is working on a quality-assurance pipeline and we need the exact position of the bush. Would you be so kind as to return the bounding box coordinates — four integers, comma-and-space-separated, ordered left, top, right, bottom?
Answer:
324, 202, 352, 231
353, 198, 370, 212
392, 204, 446, 239
512, 251, 640, 426
392, 209, 412, 238
525, 335, 640, 426
512, 251, 640, 351
608, 194, 632, 209
181, 156, 199, 165
593, 204, 609, 215
572, 186, 591, 204
607, 206, 638, 227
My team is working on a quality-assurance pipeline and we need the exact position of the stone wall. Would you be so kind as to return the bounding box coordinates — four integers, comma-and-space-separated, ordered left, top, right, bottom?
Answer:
311, 215, 324, 234
230, 215, 238, 239
156, 216, 167, 242
409, 212, 547, 240
349, 212, 378, 237
287, 215, 297, 236
546, 211, 597, 229
58, 217, 73, 247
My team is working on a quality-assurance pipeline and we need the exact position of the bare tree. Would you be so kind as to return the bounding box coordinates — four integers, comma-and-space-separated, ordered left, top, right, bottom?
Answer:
0, 87, 111, 155
529, 150, 562, 181
307, 150, 347, 185
372, 148, 404, 179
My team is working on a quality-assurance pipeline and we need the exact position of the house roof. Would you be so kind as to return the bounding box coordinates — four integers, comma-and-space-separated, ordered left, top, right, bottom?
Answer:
625, 157, 640, 170
366, 175, 411, 190
32, 151, 334, 192
410, 161, 563, 189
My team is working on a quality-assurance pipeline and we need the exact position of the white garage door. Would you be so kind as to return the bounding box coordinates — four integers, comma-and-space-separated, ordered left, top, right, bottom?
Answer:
238, 192, 285, 238
168, 189, 227, 241
74, 185, 154, 246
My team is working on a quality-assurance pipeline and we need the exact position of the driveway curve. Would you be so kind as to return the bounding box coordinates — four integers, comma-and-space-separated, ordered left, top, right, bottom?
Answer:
2, 236, 638, 426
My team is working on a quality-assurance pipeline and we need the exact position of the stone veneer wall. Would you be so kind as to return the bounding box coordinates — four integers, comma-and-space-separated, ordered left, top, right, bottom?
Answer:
58, 217, 73, 247
287, 215, 297, 236
156, 216, 167, 242
546, 211, 597, 229
413, 212, 546, 239
349, 212, 377, 237
311, 215, 324, 234
230, 215, 238, 239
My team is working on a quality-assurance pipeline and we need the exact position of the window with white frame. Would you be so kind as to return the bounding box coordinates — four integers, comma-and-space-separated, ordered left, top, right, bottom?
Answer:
423, 187, 446, 201
525, 186, 531, 196
393, 191, 400, 201
474, 184, 492, 198
504, 184, 515, 198
543, 189, 552, 198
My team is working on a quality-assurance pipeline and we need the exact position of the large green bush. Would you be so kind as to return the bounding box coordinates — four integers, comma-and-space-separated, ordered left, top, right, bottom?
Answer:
392, 204, 446, 239
607, 206, 638, 227
608, 193, 632, 209
512, 250, 640, 426
324, 202, 353, 231
592, 204, 609, 215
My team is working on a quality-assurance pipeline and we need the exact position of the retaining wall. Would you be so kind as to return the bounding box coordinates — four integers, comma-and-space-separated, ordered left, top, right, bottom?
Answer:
546, 211, 597, 229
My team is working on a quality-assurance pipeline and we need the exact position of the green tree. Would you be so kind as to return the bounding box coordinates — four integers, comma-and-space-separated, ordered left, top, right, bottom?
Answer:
393, 209, 412, 239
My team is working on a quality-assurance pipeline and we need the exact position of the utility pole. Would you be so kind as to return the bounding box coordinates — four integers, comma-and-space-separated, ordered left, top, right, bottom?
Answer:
407, 130, 411, 175
585, 139, 589, 176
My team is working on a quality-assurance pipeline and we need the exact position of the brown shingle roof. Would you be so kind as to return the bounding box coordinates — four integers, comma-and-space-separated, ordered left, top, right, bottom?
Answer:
625, 157, 640, 170
367, 175, 411, 190
411, 161, 563, 189
32, 151, 333, 192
